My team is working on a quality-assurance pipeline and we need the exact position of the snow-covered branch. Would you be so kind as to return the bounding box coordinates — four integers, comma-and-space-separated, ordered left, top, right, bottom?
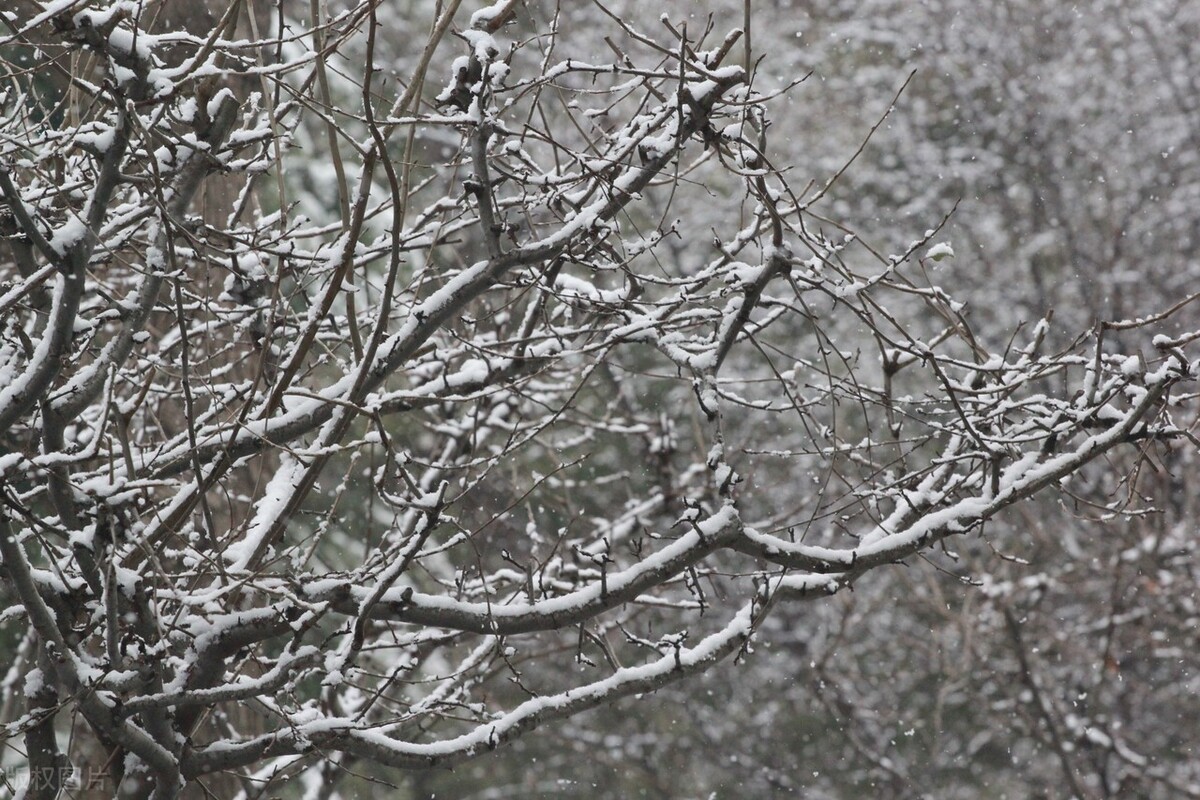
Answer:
0, 2, 1195, 798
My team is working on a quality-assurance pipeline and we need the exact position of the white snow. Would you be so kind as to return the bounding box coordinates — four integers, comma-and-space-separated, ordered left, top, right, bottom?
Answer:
925, 241, 954, 261
225, 453, 306, 571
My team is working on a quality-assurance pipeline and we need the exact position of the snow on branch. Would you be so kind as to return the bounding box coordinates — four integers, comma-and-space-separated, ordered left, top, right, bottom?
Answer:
0, 2, 1194, 798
